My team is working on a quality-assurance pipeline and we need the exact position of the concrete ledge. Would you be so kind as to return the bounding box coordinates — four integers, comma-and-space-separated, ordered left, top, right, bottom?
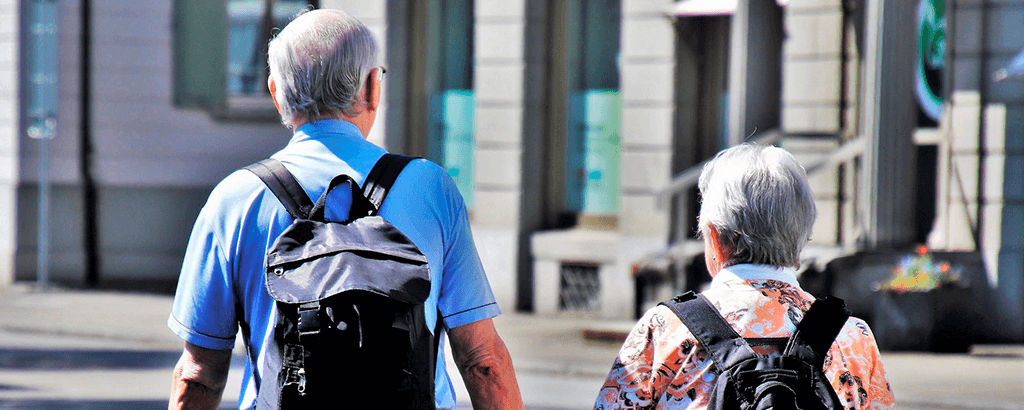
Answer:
531, 229, 619, 263
970, 344, 1024, 358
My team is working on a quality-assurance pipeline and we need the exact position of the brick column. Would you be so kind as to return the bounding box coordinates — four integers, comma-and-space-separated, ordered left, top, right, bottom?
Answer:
619, 0, 673, 240
472, 0, 527, 311
781, 0, 844, 134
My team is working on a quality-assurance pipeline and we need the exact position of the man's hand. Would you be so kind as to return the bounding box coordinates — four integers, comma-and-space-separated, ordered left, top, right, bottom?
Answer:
448, 318, 524, 410
169, 342, 232, 410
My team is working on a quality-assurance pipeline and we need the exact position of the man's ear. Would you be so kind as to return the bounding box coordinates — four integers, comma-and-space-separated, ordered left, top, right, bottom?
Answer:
365, 67, 381, 112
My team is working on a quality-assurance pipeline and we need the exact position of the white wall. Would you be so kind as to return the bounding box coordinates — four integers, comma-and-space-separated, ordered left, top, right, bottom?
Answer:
0, 0, 18, 286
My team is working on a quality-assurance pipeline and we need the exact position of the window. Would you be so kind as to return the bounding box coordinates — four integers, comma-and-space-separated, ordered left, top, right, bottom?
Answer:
388, 0, 476, 207
559, 262, 600, 311
174, 0, 316, 119
546, 0, 622, 228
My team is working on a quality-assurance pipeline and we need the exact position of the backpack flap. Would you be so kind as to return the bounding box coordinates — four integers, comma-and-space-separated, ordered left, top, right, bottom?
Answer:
306, 173, 376, 223
265, 216, 430, 305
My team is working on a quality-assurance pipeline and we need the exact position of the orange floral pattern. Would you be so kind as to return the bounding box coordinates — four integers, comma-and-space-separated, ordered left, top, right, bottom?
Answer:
595, 266, 896, 410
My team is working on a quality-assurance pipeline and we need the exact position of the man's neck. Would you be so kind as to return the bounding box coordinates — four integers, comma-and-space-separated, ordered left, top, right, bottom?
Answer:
291, 114, 371, 138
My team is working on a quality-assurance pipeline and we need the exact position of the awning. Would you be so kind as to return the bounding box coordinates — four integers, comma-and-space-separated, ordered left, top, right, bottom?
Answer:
666, 0, 787, 17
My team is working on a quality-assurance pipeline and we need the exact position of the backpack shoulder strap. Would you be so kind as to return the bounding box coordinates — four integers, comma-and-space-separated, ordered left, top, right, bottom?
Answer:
362, 153, 418, 214
783, 296, 851, 368
660, 292, 757, 371
245, 159, 314, 219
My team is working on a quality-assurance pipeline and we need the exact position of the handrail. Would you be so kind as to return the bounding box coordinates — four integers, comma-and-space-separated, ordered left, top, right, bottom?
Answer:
802, 137, 867, 175
657, 132, 866, 209
656, 129, 783, 208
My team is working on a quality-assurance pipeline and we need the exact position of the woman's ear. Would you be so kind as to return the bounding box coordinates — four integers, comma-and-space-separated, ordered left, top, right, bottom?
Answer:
704, 222, 730, 276
268, 76, 282, 114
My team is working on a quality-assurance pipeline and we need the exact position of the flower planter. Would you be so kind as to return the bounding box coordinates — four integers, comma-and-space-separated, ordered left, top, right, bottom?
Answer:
873, 285, 978, 352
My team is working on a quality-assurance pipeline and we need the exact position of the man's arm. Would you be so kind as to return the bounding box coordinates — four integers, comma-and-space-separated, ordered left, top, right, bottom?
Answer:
169, 342, 233, 410
448, 318, 524, 410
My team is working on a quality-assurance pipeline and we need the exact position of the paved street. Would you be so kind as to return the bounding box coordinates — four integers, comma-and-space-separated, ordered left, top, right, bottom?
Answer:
0, 285, 1020, 409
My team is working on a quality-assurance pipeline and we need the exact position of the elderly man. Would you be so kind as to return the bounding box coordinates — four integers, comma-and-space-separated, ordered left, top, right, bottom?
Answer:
168, 9, 523, 410
594, 144, 895, 409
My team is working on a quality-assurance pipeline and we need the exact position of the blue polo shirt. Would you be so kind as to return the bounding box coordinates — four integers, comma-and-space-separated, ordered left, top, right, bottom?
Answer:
168, 119, 500, 410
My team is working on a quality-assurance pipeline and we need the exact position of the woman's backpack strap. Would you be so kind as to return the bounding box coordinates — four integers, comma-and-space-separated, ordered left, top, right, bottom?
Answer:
784, 296, 851, 368
660, 292, 758, 371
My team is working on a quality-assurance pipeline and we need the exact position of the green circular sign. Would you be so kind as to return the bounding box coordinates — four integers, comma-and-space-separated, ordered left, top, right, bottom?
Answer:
916, 0, 945, 122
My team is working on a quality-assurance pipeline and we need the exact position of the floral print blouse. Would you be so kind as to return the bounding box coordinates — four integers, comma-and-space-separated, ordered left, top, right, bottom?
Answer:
594, 264, 896, 410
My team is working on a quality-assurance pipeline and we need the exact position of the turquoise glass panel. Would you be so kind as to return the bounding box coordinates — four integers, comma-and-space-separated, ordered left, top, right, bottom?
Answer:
429, 90, 476, 208
565, 90, 621, 215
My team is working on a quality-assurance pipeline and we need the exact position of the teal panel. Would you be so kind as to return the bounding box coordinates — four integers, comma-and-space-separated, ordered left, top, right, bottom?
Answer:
566, 90, 621, 215
429, 90, 475, 208
173, 0, 228, 109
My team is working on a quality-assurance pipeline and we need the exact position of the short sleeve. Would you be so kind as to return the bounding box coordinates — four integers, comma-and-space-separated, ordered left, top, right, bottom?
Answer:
434, 168, 500, 329
825, 318, 897, 409
167, 199, 240, 351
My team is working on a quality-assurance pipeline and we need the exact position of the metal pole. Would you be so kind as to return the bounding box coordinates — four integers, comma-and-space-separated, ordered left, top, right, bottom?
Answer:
81, 0, 99, 287
36, 130, 50, 288
26, 0, 60, 288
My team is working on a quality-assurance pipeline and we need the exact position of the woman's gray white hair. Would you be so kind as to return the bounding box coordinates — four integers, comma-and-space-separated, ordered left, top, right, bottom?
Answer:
267, 9, 379, 127
697, 143, 817, 267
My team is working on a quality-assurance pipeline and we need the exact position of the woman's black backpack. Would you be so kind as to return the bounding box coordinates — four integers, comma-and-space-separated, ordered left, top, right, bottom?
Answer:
660, 292, 851, 410
245, 154, 437, 409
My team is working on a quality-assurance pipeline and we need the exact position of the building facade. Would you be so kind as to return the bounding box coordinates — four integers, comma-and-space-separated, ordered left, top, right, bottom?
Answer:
4, 0, 1022, 341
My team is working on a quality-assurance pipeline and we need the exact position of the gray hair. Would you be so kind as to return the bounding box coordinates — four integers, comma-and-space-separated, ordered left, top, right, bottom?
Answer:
267, 9, 379, 127
697, 144, 817, 267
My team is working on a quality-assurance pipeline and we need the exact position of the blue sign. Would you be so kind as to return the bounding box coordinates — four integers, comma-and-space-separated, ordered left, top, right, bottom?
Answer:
26, 0, 59, 140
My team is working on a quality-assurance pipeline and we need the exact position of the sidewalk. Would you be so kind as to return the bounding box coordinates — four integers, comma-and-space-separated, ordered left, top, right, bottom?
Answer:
0, 284, 1021, 409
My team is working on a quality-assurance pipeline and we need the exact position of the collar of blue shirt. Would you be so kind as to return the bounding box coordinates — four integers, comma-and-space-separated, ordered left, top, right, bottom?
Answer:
290, 119, 364, 145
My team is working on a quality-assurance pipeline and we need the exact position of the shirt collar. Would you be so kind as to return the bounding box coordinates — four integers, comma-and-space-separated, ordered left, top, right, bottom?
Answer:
710, 264, 801, 288
289, 119, 364, 145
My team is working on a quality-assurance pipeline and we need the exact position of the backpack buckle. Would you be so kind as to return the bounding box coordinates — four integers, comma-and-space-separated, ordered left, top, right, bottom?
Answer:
298, 302, 321, 341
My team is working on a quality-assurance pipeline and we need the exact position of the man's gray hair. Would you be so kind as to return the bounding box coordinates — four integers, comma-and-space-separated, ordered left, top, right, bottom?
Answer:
268, 9, 379, 127
697, 143, 817, 267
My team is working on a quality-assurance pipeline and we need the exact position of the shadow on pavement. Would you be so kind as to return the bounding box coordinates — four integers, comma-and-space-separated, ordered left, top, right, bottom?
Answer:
0, 400, 167, 410
0, 349, 180, 371
0, 400, 240, 410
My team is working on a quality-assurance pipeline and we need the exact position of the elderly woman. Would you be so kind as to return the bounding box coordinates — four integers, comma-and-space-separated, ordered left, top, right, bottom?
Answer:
594, 144, 895, 410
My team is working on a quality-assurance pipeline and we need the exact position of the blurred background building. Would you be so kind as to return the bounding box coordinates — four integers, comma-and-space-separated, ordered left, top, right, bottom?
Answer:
2, 0, 1021, 344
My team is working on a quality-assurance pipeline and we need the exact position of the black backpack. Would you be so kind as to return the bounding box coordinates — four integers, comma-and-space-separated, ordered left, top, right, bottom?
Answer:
244, 154, 437, 409
660, 292, 850, 410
